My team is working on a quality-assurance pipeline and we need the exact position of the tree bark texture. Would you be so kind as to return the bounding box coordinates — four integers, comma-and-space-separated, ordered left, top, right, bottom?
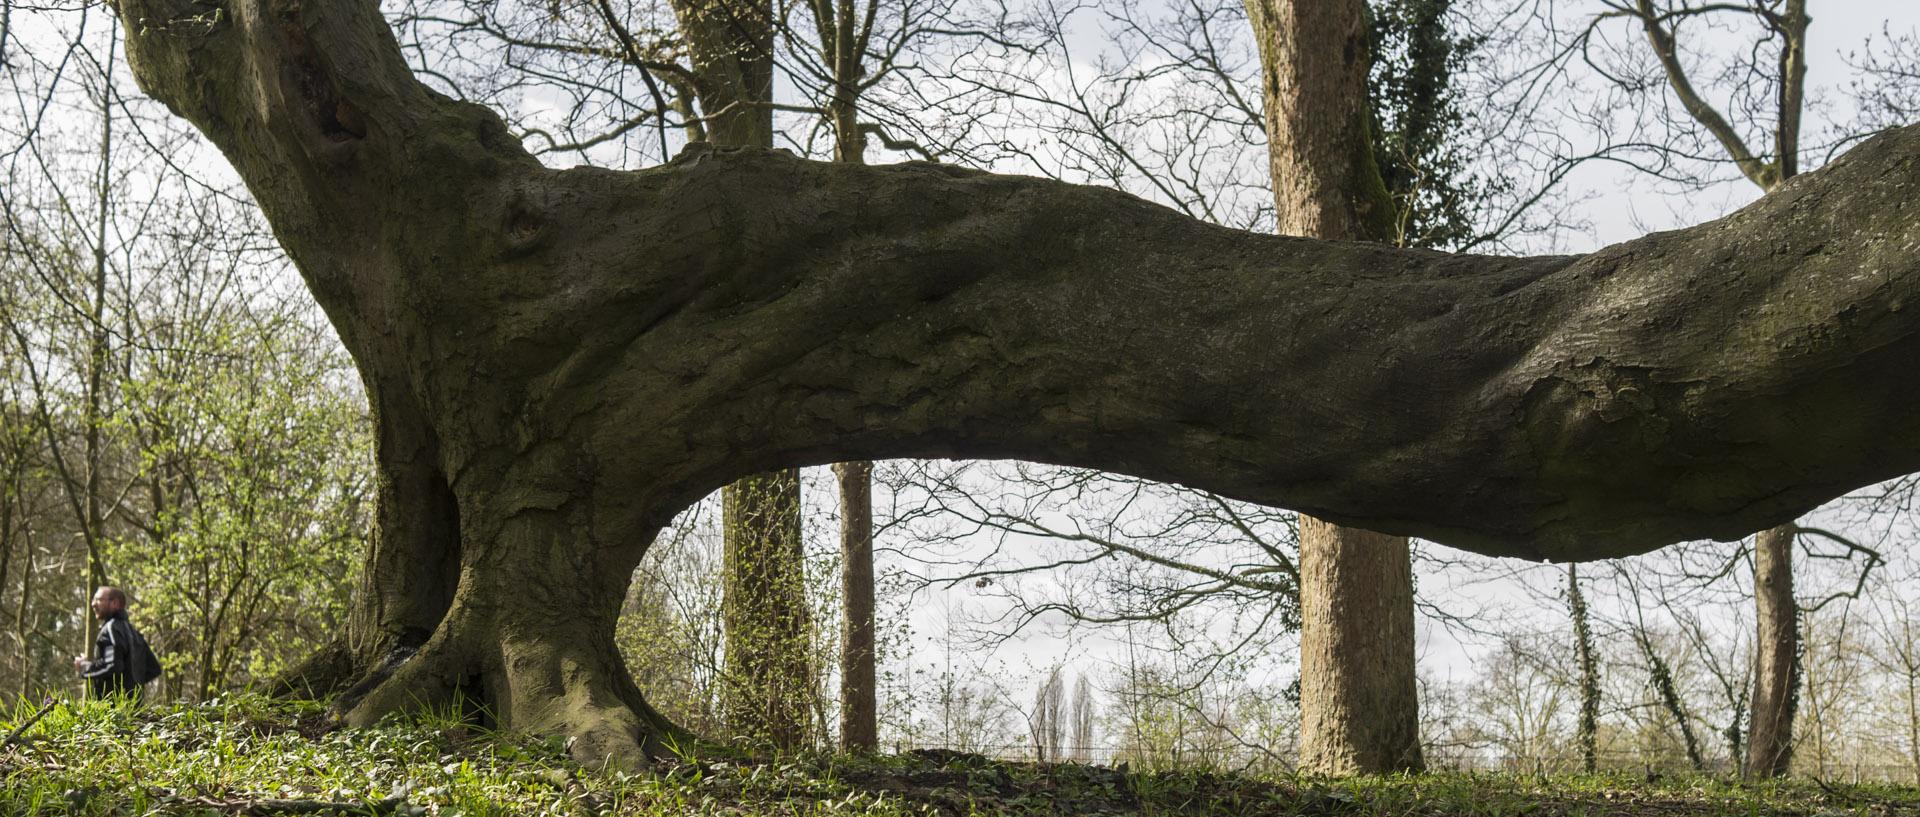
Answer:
1248, 0, 1422, 774
667, 0, 816, 754
721, 469, 812, 751
1297, 519, 1423, 773
1245, 0, 1397, 244
817, 10, 877, 750
1747, 525, 1799, 776
667, 0, 774, 147
112, 0, 1920, 764
834, 460, 877, 752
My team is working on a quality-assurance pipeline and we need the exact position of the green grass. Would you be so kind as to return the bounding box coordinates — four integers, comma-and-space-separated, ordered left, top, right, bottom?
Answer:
2, 695, 1916, 815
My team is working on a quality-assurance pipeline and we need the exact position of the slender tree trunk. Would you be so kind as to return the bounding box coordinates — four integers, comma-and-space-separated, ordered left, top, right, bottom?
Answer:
1638, 628, 1705, 770
0, 460, 16, 635
79, 31, 119, 656
820, 0, 877, 752
1903, 611, 1920, 786
16, 532, 32, 702
1743, 0, 1805, 753
826, 0, 867, 165
1246, 0, 1422, 774
1628, 1, 1811, 778
834, 460, 876, 752
1568, 564, 1600, 774
1747, 525, 1798, 776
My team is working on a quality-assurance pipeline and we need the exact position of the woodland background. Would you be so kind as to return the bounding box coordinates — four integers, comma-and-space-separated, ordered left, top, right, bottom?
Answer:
5, 0, 1920, 781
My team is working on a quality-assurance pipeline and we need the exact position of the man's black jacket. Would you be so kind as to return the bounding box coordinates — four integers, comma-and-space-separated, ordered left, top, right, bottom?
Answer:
81, 609, 139, 699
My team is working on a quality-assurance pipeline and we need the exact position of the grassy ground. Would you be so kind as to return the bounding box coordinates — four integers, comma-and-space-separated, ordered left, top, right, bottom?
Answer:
3, 695, 1917, 816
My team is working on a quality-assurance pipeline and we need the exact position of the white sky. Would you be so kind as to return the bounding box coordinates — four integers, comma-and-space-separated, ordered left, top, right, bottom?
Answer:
1570, 0, 1920, 249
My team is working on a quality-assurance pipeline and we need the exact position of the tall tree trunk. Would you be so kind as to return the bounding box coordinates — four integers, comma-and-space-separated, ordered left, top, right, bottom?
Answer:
1628, 1, 1810, 777
835, 460, 877, 752
1747, 524, 1799, 776
721, 470, 812, 750
820, 0, 877, 751
1246, 0, 1422, 774
14, 530, 32, 702
670, 0, 776, 148
1740, 1, 1806, 765
81, 29, 119, 647
1569, 563, 1600, 774
1296, 519, 1422, 773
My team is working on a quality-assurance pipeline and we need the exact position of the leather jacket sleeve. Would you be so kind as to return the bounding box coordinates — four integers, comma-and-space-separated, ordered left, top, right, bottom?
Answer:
80, 614, 133, 679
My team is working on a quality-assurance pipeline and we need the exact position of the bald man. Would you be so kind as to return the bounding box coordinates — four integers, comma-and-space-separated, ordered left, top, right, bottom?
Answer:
73, 586, 141, 701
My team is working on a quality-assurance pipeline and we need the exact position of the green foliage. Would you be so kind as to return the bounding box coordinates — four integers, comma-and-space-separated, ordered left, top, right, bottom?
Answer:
112, 309, 370, 699
4, 695, 1917, 816
617, 509, 730, 738
0, 29, 372, 702
720, 469, 817, 753
1367, 0, 1509, 250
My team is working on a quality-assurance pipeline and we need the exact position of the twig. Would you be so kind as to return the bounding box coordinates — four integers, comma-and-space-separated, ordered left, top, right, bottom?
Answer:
1, 699, 58, 748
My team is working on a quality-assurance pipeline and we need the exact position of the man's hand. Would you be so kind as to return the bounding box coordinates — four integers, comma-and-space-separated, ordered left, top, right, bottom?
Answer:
73, 656, 86, 672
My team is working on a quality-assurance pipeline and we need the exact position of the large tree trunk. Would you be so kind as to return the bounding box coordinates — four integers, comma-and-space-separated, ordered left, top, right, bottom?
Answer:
112, 0, 1920, 766
834, 460, 877, 752
1746, 524, 1799, 776
721, 469, 813, 750
1297, 520, 1423, 773
1246, 0, 1423, 774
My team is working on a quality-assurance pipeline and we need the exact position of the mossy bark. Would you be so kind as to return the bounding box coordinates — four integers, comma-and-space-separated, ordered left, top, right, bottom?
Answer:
720, 469, 813, 751
114, 0, 1920, 765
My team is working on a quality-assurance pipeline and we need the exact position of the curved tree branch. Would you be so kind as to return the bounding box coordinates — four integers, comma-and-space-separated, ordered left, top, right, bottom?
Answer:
114, 0, 1920, 570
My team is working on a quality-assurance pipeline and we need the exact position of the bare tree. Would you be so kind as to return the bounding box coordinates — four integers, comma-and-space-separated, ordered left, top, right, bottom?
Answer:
1847, 25, 1920, 135
1070, 672, 1096, 762
1030, 664, 1067, 762
1865, 574, 1920, 785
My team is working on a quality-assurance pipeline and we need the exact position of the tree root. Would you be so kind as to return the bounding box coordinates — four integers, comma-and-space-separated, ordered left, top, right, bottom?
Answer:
333, 603, 692, 769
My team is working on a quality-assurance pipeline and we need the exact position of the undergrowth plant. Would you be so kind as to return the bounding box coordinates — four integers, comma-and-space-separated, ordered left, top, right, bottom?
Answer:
2, 694, 1916, 816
